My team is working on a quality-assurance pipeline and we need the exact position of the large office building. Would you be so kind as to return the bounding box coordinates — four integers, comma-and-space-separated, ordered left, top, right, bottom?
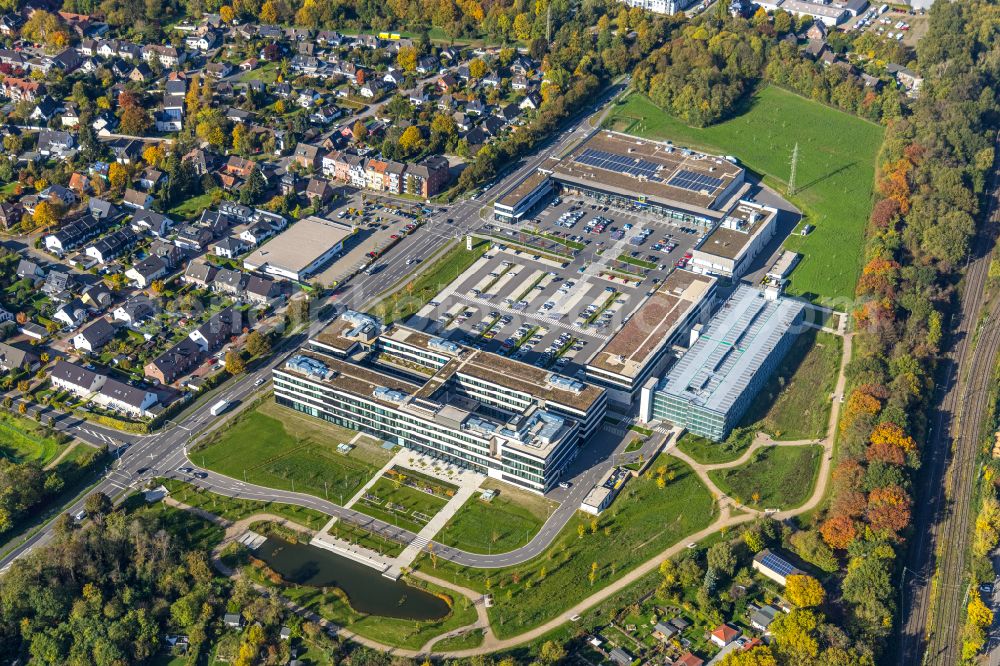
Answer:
640, 285, 805, 440
243, 215, 354, 281
585, 269, 717, 407
689, 201, 779, 279
272, 313, 608, 493
549, 131, 748, 228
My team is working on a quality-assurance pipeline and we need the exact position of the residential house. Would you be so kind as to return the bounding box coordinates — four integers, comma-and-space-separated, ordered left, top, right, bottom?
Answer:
50, 359, 106, 395
520, 92, 541, 110
53, 299, 89, 328
674, 653, 703, 666
1, 77, 45, 102
293, 142, 323, 170
750, 605, 781, 632
245, 274, 281, 305
189, 307, 241, 352
37, 129, 75, 157
145, 337, 201, 384
89, 198, 121, 221
85, 228, 137, 264
42, 270, 74, 299
131, 210, 174, 237
174, 225, 213, 251
40, 184, 78, 207
365, 159, 387, 192
305, 177, 333, 203
0, 342, 40, 372
125, 255, 168, 288
123, 188, 154, 210
72, 317, 116, 352
239, 220, 274, 246
80, 283, 113, 309
0, 201, 23, 230
212, 268, 245, 296
93, 377, 158, 417
142, 44, 183, 67
16, 259, 46, 282
61, 103, 80, 127
68, 172, 92, 195
113, 296, 157, 325
205, 61, 232, 78
608, 648, 632, 666
385, 161, 406, 194
211, 236, 249, 259
149, 239, 184, 269
651, 622, 678, 643
887, 63, 923, 95
710, 624, 741, 648
138, 167, 164, 191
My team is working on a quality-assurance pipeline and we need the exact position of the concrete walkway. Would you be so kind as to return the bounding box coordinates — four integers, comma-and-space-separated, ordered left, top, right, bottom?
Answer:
389, 479, 481, 576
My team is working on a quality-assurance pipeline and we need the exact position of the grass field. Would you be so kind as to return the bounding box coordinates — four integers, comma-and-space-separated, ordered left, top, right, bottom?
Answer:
369, 239, 490, 324
435, 486, 550, 554
745, 330, 843, 440
433, 628, 486, 650
0, 412, 71, 466
676, 431, 753, 465
708, 445, 822, 510
605, 86, 883, 305
194, 401, 390, 504
326, 519, 405, 557
168, 190, 217, 220
415, 455, 716, 638
161, 478, 331, 530
354, 476, 449, 534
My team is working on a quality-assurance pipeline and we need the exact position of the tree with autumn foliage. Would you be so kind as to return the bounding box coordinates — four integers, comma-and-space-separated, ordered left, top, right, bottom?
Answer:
866, 485, 911, 537
820, 514, 857, 550
785, 574, 826, 608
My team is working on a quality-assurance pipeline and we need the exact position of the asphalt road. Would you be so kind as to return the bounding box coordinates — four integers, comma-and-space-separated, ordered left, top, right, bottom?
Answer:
897, 131, 1000, 665
0, 81, 630, 573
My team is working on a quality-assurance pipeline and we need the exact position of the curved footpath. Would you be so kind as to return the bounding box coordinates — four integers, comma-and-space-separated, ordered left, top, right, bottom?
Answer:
163, 331, 852, 659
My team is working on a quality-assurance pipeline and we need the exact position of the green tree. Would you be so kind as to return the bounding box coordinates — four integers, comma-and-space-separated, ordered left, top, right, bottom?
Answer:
225, 350, 246, 374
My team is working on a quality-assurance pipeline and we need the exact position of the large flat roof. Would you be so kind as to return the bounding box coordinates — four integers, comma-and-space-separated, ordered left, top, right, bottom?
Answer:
694, 201, 778, 261
657, 285, 805, 416
550, 131, 744, 214
588, 270, 715, 379
243, 216, 353, 276
497, 169, 550, 208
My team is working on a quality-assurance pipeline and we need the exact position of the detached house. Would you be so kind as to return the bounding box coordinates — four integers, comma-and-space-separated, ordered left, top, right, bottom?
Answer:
72, 317, 116, 352
94, 377, 158, 417
125, 255, 168, 288
145, 337, 201, 384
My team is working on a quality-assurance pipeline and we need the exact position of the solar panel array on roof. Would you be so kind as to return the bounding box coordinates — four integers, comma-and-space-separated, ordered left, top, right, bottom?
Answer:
575, 148, 663, 181
669, 169, 724, 193
760, 552, 796, 577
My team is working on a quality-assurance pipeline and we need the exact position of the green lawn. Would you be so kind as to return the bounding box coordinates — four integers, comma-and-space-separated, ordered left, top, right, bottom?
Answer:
605, 86, 884, 305
435, 487, 550, 554
744, 330, 843, 440
432, 628, 486, 650
130, 499, 226, 552
354, 476, 449, 534
193, 401, 390, 505
169, 190, 218, 220
161, 478, 331, 530
0, 411, 71, 466
416, 455, 716, 638
676, 431, 753, 465
708, 445, 822, 510
369, 239, 490, 324
326, 519, 405, 557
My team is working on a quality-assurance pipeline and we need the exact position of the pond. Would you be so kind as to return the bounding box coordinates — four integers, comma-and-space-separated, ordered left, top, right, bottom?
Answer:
255, 537, 451, 621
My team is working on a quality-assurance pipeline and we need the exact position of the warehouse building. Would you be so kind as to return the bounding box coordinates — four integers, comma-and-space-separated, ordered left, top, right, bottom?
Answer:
243, 215, 354, 281
548, 131, 748, 228
639, 284, 805, 440
689, 201, 779, 279
585, 269, 717, 407
273, 314, 608, 493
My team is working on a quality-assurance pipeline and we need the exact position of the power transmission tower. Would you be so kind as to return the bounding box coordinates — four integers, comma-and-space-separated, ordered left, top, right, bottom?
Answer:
788, 142, 800, 195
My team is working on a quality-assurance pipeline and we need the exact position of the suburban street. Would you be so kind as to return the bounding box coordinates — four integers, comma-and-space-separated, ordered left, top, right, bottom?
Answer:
0, 82, 630, 573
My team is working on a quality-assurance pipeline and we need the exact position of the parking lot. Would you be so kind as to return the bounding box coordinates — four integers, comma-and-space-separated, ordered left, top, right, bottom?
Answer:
408, 194, 710, 379
314, 189, 429, 285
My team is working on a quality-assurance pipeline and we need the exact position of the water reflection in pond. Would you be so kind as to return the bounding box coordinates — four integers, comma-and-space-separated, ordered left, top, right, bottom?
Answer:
255, 537, 450, 621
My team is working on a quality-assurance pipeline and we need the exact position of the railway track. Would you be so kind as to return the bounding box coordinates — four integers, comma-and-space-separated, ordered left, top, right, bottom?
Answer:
899, 133, 1000, 665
